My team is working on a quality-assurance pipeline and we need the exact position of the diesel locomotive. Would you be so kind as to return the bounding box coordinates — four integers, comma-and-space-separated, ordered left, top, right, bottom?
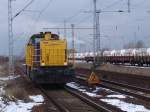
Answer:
25, 32, 74, 84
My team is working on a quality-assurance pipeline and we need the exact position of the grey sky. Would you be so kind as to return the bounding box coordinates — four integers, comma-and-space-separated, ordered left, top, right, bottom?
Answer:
0, 0, 150, 55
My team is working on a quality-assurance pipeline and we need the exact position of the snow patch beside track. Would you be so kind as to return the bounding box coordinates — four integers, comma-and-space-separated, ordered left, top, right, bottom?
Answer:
67, 82, 150, 112
0, 75, 20, 81
101, 98, 150, 112
0, 95, 44, 112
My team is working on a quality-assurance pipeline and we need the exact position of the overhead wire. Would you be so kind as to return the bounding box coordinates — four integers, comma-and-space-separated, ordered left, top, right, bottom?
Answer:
74, 0, 125, 26
35, 0, 53, 23
52, 8, 85, 30
71, 0, 126, 32
21, 0, 35, 11
51, 2, 93, 35
135, 15, 150, 21
75, 14, 92, 26
27, 0, 53, 37
131, 0, 147, 9
13, 0, 36, 45
65, 10, 84, 22
101, 0, 124, 10
129, 0, 150, 22
13, 0, 35, 19
64, 1, 92, 23
60, 0, 127, 46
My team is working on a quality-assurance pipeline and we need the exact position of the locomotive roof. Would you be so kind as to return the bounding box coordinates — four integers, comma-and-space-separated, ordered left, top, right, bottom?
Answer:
30, 33, 59, 40
31, 33, 44, 39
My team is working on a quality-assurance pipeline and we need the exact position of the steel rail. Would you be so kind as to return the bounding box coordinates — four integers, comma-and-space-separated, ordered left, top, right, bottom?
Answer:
65, 86, 113, 112
76, 75, 150, 102
76, 74, 150, 93
39, 87, 70, 112
101, 79, 150, 93
99, 82, 150, 102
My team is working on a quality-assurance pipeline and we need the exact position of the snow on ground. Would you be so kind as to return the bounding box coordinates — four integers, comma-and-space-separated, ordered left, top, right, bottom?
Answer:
75, 60, 84, 63
29, 95, 44, 103
107, 94, 126, 99
125, 66, 150, 69
66, 82, 86, 93
92, 87, 101, 93
67, 82, 150, 112
0, 75, 44, 112
101, 99, 150, 112
123, 64, 150, 69
83, 91, 101, 97
0, 87, 5, 95
0, 75, 20, 81
66, 82, 101, 97
22, 64, 26, 66
0, 95, 44, 112
66, 82, 79, 90
67, 82, 114, 93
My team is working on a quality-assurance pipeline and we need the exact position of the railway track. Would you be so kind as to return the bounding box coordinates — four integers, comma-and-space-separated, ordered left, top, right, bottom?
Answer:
39, 87, 69, 112
16, 65, 114, 112
15, 64, 149, 112
76, 74, 150, 102
101, 78, 150, 93
16, 64, 121, 112
39, 86, 113, 112
100, 79, 150, 102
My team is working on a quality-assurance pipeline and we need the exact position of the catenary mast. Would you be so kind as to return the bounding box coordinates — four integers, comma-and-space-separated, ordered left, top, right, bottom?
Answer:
8, 0, 14, 75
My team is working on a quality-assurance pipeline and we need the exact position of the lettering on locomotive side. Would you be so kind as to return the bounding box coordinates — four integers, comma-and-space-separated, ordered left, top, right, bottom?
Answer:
43, 41, 49, 44
43, 41, 64, 46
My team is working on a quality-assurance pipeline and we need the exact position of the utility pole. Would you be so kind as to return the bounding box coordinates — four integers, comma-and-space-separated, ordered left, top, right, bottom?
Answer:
57, 28, 60, 35
93, 0, 97, 65
96, 11, 100, 54
64, 20, 67, 38
134, 32, 137, 48
71, 24, 75, 65
8, 0, 14, 75
8, 0, 34, 75
128, 0, 130, 13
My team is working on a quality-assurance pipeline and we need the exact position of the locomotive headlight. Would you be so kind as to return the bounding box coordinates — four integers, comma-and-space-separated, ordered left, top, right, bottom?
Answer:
41, 63, 45, 66
64, 62, 67, 65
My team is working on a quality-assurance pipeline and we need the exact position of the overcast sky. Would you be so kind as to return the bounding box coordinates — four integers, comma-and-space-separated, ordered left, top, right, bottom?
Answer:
0, 0, 150, 55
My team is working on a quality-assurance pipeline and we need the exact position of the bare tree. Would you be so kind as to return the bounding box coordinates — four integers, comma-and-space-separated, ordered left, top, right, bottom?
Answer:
123, 40, 145, 49
135, 40, 144, 48
123, 42, 135, 49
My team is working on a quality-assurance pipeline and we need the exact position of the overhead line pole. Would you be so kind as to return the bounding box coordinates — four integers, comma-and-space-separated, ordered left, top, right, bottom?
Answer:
128, 0, 131, 13
64, 20, 67, 38
12, 0, 34, 20
8, 0, 35, 75
93, 0, 97, 65
8, 0, 14, 75
71, 24, 75, 65
96, 11, 100, 54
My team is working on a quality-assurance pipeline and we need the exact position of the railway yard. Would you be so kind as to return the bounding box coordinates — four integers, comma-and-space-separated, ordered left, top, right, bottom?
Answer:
0, 60, 149, 112
1, 0, 150, 112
